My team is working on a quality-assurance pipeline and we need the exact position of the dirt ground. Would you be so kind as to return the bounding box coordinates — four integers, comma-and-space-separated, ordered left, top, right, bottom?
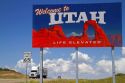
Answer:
0, 79, 26, 83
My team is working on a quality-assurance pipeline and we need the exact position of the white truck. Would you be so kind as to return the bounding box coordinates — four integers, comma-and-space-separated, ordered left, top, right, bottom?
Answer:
29, 66, 47, 79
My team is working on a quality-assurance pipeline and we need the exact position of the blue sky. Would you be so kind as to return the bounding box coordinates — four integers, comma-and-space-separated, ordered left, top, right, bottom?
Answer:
0, 0, 125, 79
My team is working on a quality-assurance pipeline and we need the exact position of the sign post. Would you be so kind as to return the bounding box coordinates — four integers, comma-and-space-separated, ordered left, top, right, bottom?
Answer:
111, 47, 116, 83
75, 48, 79, 83
40, 48, 43, 83
26, 62, 28, 83
23, 52, 31, 83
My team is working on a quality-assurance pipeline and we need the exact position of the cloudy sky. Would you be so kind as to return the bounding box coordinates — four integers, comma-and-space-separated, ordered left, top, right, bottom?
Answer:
0, 0, 125, 79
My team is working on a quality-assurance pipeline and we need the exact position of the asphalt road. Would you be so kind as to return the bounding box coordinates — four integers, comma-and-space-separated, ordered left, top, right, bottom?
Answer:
0, 79, 26, 83
0, 79, 50, 83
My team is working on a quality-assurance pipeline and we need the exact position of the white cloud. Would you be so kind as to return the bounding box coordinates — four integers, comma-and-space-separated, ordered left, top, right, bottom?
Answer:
43, 58, 72, 73
96, 59, 112, 73
79, 63, 95, 74
43, 48, 49, 55
40, 48, 50, 55
43, 58, 95, 79
122, 47, 125, 56
116, 58, 125, 73
95, 58, 125, 74
43, 57, 94, 75
42, 51, 95, 78
71, 51, 91, 63
15, 59, 36, 72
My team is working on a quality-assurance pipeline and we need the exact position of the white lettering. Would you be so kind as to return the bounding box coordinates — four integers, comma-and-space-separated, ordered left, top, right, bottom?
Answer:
76, 12, 88, 23
63, 12, 77, 23
49, 13, 64, 25
90, 11, 106, 24
49, 11, 106, 25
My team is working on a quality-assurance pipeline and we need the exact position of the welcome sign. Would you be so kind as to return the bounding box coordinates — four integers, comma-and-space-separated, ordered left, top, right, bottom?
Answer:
32, 3, 122, 48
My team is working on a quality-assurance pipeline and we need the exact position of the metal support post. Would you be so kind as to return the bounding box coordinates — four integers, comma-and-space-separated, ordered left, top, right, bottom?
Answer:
75, 47, 79, 83
111, 47, 116, 83
40, 48, 43, 83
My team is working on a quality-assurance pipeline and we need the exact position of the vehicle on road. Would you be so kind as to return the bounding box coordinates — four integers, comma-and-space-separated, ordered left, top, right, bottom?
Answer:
29, 66, 47, 79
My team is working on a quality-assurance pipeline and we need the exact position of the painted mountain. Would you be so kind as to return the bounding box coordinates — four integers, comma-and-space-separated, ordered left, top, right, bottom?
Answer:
32, 20, 115, 47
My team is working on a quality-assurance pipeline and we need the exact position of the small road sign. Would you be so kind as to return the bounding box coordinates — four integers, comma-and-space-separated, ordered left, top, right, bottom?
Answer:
23, 52, 31, 63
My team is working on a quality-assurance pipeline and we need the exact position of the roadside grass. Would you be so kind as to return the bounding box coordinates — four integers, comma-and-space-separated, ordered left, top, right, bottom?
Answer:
0, 68, 124, 83
0, 68, 25, 79
25, 75, 125, 83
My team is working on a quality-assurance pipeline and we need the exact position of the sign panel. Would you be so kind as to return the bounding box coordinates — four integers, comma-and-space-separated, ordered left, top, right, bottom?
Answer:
32, 3, 122, 48
23, 52, 31, 63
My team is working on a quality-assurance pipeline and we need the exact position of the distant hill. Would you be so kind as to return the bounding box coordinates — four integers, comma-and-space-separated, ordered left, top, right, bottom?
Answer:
0, 68, 25, 79
116, 73, 125, 76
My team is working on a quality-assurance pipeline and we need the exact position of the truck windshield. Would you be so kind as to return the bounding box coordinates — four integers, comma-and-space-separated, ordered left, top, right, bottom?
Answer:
31, 70, 37, 72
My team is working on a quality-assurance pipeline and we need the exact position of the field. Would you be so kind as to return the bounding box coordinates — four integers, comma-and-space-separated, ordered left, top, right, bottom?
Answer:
0, 68, 25, 79
0, 77, 125, 83
27, 74, 125, 83
0, 68, 125, 83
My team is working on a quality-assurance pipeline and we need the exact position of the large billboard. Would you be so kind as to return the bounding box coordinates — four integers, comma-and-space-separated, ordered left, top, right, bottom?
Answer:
32, 3, 122, 48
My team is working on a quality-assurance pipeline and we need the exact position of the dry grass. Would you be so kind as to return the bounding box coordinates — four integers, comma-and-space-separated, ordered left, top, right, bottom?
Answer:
0, 69, 25, 79
0, 68, 125, 83
28, 75, 125, 83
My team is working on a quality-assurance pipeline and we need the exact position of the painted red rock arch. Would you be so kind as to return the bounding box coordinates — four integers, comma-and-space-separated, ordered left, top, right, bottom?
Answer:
32, 20, 111, 47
